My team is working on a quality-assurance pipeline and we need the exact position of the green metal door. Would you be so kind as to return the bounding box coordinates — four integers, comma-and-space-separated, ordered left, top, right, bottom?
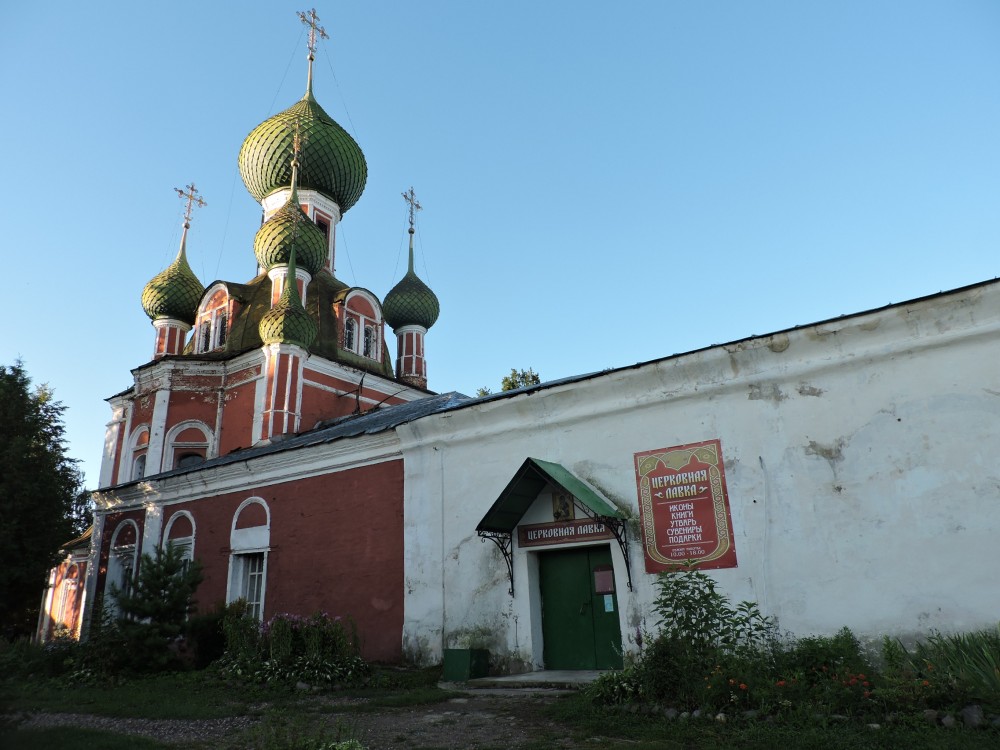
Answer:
539, 546, 624, 670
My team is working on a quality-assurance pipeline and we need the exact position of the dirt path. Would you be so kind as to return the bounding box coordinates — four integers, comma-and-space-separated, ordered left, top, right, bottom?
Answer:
323, 691, 576, 750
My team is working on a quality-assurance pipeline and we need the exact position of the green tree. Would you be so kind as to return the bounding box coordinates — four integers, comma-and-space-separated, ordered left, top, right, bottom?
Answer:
112, 542, 204, 671
476, 367, 541, 396
0, 361, 88, 638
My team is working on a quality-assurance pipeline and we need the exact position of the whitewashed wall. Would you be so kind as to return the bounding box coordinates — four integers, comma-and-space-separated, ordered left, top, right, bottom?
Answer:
398, 281, 1000, 668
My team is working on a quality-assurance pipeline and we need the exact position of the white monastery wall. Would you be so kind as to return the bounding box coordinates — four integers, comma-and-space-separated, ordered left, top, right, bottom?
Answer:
398, 282, 1000, 667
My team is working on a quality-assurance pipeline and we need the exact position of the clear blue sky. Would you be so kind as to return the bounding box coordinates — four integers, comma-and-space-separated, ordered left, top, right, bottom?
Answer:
2, 1, 998, 488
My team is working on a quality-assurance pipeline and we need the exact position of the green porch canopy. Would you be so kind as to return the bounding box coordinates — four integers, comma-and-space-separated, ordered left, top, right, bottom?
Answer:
476, 457, 623, 533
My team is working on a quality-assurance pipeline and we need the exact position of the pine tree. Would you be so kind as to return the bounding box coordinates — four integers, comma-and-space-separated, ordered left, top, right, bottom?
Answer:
0, 361, 87, 638
112, 542, 203, 670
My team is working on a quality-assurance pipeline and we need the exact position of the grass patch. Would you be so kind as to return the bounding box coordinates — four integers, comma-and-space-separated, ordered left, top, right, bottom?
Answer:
543, 692, 1000, 749
0, 671, 273, 720
0, 726, 173, 750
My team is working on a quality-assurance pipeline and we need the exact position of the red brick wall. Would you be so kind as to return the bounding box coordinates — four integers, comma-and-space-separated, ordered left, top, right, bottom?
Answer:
164, 459, 405, 662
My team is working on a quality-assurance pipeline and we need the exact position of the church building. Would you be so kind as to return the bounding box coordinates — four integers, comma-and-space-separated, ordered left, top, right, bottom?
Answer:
41, 12, 1000, 673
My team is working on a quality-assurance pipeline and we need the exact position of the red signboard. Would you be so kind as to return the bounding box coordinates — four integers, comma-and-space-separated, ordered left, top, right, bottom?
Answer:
633, 439, 738, 572
517, 519, 615, 547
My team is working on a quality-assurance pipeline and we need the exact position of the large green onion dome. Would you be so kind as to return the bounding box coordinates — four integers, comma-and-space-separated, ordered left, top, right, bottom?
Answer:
254, 176, 327, 275
258, 249, 318, 348
238, 88, 367, 212
141, 232, 205, 324
383, 235, 440, 330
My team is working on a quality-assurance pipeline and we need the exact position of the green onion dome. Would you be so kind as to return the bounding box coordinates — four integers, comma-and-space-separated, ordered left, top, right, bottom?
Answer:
258, 249, 318, 348
141, 233, 205, 324
254, 193, 327, 274
238, 89, 367, 212
383, 237, 440, 330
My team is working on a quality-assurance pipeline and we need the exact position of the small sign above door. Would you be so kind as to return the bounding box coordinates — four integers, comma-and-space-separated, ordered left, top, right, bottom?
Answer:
518, 518, 616, 547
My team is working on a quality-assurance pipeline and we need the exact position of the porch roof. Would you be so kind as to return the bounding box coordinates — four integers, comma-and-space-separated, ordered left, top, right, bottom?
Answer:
475, 457, 622, 534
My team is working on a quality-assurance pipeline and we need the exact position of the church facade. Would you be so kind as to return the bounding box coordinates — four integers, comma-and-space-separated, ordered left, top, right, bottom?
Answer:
43, 14, 1000, 671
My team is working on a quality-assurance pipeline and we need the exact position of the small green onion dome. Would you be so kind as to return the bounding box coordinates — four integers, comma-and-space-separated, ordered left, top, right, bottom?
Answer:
258, 250, 318, 348
238, 91, 367, 212
141, 236, 205, 324
254, 196, 327, 274
383, 241, 440, 330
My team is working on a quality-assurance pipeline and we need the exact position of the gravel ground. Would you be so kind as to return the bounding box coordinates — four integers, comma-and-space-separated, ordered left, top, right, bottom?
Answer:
6, 690, 578, 749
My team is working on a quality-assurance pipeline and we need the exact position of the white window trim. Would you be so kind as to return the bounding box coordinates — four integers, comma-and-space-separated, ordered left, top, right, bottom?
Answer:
163, 510, 196, 564
194, 284, 230, 354
163, 420, 214, 470
104, 520, 140, 613
342, 290, 384, 362
226, 497, 271, 620
125, 426, 150, 482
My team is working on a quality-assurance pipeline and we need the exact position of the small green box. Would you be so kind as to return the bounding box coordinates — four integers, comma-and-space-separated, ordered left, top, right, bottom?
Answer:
442, 648, 490, 681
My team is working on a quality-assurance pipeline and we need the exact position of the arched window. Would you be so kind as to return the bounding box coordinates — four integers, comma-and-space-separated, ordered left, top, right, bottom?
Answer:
164, 511, 196, 570
165, 421, 213, 471
341, 290, 383, 361
227, 498, 271, 621
104, 520, 140, 614
126, 426, 150, 482
344, 318, 356, 352
195, 286, 230, 353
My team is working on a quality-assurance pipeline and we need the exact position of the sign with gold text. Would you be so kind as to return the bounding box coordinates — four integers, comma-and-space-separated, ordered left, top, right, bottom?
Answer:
517, 519, 615, 547
634, 439, 738, 572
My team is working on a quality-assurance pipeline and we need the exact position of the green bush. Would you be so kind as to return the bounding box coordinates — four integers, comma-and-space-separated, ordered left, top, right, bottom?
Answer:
185, 604, 227, 669
635, 565, 776, 709
877, 625, 1000, 711
111, 543, 203, 672
221, 607, 370, 688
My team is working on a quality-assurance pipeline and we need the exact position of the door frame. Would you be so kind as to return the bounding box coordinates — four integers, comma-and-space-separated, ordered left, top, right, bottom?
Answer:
522, 541, 630, 670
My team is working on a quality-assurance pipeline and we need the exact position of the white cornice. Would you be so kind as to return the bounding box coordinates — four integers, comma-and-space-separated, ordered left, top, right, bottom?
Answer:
93, 430, 401, 511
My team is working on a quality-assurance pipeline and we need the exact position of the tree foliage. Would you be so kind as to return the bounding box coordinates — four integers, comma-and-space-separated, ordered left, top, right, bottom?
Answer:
112, 542, 204, 671
0, 361, 88, 638
476, 367, 541, 397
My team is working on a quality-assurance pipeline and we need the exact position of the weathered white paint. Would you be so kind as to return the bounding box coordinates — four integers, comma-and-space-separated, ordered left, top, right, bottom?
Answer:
398, 281, 1000, 667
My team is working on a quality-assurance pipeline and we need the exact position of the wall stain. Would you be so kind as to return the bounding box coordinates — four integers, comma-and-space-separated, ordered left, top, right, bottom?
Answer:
797, 383, 824, 397
748, 383, 786, 403
805, 438, 846, 463
768, 333, 790, 353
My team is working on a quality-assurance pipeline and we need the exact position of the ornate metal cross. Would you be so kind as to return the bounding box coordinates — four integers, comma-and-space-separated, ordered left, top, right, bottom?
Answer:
174, 183, 207, 227
402, 186, 422, 230
298, 8, 329, 59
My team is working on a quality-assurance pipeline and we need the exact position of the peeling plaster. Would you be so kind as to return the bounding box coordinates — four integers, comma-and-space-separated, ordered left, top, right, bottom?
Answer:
748, 383, 787, 403
805, 438, 846, 463
768, 333, 790, 353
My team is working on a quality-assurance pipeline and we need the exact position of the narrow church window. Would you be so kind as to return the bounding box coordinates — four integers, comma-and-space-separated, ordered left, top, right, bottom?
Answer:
228, 497, 270, 621
345, 318, 356, 352
242, 553, 266, 620
363, 326, 375, 358
315, 216, 330, 239
132, 454, 147, 480
195, 287, 230, 353
215, 309, 228, 347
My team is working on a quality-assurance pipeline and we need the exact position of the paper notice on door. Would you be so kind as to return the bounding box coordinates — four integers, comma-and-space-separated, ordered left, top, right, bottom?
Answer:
604, 595, 614, 612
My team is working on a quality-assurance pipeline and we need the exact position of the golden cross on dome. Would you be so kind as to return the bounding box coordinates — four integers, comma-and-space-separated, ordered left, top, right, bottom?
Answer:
175, 183, 207, 227
402, 186, 422, 231
298, 8, 329, 60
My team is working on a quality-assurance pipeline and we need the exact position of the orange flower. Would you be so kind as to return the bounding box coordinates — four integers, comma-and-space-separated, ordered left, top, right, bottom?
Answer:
863, 681, 870, 687
728, 678, 736, 686
922, 680, 930, 687
776, 680, 786, 687
739, 683, 748, 691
